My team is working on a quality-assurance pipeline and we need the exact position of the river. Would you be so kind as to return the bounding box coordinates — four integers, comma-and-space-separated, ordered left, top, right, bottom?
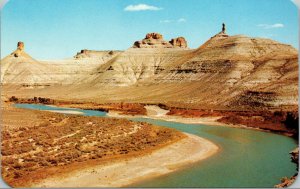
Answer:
14, 103, 298, 187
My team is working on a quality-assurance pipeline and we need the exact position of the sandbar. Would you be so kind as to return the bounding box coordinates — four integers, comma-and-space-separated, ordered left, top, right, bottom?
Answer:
46, 110, 84, 115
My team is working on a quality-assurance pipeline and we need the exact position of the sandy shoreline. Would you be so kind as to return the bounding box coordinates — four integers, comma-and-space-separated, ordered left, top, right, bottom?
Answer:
46, 110, 84, 115
108, 105, 265, 132
33, 133, 218, 187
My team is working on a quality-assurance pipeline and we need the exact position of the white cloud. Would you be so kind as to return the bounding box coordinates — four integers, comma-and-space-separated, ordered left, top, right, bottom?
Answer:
124, 4, 162, 11
177, 18, 187, 23
160, 18, 187, 24
257, 23, 284, 29
160, 20, 172, 23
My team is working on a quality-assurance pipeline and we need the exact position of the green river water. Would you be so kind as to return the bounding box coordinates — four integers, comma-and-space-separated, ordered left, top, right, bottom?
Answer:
14, 104, 298, 187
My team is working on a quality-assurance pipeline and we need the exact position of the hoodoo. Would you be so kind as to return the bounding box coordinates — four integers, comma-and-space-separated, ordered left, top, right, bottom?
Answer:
212, 23, 229, 38
11, 41, 25, 57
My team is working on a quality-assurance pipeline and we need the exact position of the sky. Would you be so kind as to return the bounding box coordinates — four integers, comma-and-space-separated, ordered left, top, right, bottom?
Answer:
1, 0, 299, 60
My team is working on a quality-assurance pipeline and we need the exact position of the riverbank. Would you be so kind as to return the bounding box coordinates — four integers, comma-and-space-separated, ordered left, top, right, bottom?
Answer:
33, 133, 218, 187
5, 96, 298, 137
1, 102, 219, 187
108, 105, 264, 131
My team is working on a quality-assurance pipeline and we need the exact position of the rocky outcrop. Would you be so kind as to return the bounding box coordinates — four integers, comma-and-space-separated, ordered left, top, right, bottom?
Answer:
169, 37, 187, 48
11, 42, 25, 57
74, 49, 121, 59
212, 23, 229, 38
145, 33, 163, 40
133, 33, 188, 48
133, 33, 172, 48
291, 148, 299, 168
17, 42, 24, 51
275, 148, 299, 188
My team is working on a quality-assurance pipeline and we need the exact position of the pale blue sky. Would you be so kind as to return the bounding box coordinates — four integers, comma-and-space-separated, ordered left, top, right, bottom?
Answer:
1, 0, 298, 59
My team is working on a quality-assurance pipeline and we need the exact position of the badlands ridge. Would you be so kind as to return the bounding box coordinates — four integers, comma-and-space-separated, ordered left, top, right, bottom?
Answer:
1, 28, 299, 134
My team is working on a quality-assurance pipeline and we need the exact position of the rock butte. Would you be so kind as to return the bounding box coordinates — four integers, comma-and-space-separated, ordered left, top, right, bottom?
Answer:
133, 32, 188, 48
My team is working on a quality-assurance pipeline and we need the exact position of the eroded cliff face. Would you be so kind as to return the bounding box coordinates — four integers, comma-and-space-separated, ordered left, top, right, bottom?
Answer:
85, 48, 192, 86
140, 34, 298, 110
1, 45, 122, 86
1, 32, 298, 111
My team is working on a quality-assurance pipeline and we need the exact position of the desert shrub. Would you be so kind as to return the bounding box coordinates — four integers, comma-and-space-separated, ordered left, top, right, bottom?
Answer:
13, 172, 23, 179
1, 149, 14, 156
9, 96, 18, 102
